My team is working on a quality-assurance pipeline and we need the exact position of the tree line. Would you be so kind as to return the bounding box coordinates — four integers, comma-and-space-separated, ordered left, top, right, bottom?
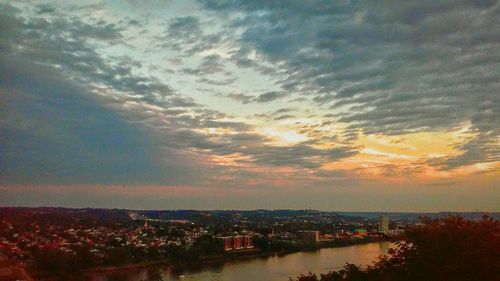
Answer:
290, 216, 499, 281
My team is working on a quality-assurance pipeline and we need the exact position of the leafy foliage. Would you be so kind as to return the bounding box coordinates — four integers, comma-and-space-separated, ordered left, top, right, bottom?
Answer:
291, 216, 499, 281
33, 245, 96, 278
166, 234, 225, 264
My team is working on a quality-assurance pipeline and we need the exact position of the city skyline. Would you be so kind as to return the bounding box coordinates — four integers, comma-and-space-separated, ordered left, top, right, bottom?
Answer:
1, 0, 499, 211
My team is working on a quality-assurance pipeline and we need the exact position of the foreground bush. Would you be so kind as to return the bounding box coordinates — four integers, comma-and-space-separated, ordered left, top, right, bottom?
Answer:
291, 216, 499, 281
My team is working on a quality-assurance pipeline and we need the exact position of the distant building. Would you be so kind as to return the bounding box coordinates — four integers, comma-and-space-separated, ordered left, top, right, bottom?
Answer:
388, 229, 404, 236
221, 235, 253, 251
378, 215, 389, 234
298, 230, 320, 242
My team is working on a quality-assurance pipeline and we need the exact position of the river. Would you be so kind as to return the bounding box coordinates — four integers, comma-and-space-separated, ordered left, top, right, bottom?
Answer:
90, 241, 392, 281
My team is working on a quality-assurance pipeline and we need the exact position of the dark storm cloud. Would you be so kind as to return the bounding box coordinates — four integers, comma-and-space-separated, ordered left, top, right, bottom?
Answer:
162, 15, 227, 56
0, 55, 193, 185
0, 2, 359, 180
0, 3, 208, 184
159, 130, 357, 169
0, 3, 188, 109
439, 131, 500, 170
35, 3, 56, 14
196, 77, 236, 86
218, 91, 291, 104
250, 144, 357, 169
274, 115, 295, 121
3, 0, 496, 190
199, 0, 500, 168
272, 108, 295, 115
165, 16, 203, 50
216, 93, 254, 103
182, 54, 227, 76
253, 91, 288, 103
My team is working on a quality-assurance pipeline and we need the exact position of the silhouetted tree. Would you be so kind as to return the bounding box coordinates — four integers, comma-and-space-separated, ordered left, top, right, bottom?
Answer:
33, 246, 96, 279
105, 246, 134, 265
291, 216, 499, 281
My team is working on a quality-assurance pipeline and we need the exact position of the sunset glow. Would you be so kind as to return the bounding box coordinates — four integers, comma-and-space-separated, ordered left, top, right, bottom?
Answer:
1, 0, 498, 211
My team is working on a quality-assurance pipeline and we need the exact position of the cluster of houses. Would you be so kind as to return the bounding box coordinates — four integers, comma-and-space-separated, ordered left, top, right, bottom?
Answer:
0, 219, 209, 262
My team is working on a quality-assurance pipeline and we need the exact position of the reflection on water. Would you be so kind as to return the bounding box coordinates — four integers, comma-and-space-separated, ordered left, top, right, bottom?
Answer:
91, 242, 392, 281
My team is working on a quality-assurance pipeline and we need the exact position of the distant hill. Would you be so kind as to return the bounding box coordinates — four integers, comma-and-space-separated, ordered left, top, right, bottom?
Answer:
1, 207, 497, 222
336, 211, 500, 221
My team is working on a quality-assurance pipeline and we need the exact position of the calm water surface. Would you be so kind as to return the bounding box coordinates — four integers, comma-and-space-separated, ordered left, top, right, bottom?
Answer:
92, 242, 392, 281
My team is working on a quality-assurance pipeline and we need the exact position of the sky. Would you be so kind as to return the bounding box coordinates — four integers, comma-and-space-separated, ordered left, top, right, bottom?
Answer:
0, 0, 499, 211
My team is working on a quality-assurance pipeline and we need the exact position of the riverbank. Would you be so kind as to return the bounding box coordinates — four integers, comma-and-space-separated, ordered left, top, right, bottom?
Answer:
91, 241, 393, 281
34, 238, 389, 280
90, 238, 388, 273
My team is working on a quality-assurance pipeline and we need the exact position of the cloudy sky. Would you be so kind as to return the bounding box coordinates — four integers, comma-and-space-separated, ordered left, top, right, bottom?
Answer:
1, 0, 498, 211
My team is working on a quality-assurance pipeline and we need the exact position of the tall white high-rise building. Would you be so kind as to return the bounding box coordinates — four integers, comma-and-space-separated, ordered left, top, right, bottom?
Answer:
378, 215, 389, 234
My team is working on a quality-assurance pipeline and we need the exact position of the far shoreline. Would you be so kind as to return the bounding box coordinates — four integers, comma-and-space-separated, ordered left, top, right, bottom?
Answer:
78, 238, 391, 279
